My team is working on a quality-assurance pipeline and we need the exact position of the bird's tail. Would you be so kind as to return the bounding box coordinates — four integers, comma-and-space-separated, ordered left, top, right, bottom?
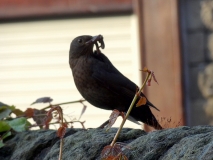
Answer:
147, 116, 163, 130
147, 100, 160, 111
131, 105, 163, 130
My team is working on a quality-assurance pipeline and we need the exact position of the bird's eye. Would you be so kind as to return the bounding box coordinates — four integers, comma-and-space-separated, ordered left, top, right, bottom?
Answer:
78, 39, 83, 44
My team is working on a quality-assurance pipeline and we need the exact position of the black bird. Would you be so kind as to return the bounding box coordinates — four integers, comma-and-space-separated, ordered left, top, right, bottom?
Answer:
69, 35, 162, 130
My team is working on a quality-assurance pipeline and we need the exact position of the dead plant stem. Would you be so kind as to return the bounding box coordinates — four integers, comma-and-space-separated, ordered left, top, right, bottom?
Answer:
110, 72, 151, 146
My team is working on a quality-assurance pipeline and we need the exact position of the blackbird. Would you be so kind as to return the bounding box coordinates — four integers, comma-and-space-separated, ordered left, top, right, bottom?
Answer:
69, 35, 162, 130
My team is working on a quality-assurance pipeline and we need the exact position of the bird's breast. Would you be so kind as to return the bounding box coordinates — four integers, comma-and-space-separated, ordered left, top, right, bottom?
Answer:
71, 57, 123, 110
72, 58, 101, 98
72, 58, 93, 91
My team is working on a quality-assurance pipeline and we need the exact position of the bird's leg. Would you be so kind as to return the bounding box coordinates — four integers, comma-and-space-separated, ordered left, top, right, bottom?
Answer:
120, 112, 126, 119
98, 110, 126, 129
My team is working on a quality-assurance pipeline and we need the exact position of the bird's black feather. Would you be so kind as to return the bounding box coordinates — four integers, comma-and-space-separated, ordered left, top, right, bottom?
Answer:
69, 35, 163, 130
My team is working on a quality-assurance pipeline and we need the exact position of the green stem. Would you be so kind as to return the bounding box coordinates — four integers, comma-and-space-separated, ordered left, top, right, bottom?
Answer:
110, 72, 151, 146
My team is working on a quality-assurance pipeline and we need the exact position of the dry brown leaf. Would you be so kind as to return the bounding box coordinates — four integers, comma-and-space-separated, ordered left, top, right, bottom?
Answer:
147, 71, 159, 86
57, 125, 67, 139
147, 78, 152, 86
152, 72, 159, 84
32, 109, 48, 128
44, 112, 53, 129
24, 108, 34, 118
101, 143, 129, 160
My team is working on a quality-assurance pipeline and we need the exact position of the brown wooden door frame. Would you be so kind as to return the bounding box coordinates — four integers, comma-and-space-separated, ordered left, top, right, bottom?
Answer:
134, 0, 184, 131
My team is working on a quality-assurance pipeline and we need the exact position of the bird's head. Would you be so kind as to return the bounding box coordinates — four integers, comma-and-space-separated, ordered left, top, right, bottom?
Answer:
69, 35, 105, 60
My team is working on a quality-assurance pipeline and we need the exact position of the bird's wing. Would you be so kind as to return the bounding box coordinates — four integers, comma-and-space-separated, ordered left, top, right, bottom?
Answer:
93, 71, 137, 100
91, 52, 159, 111
91, 52, 137, 100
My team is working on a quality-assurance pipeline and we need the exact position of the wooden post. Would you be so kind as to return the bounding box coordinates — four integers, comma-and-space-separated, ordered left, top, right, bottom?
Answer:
134, 0, 184, 131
